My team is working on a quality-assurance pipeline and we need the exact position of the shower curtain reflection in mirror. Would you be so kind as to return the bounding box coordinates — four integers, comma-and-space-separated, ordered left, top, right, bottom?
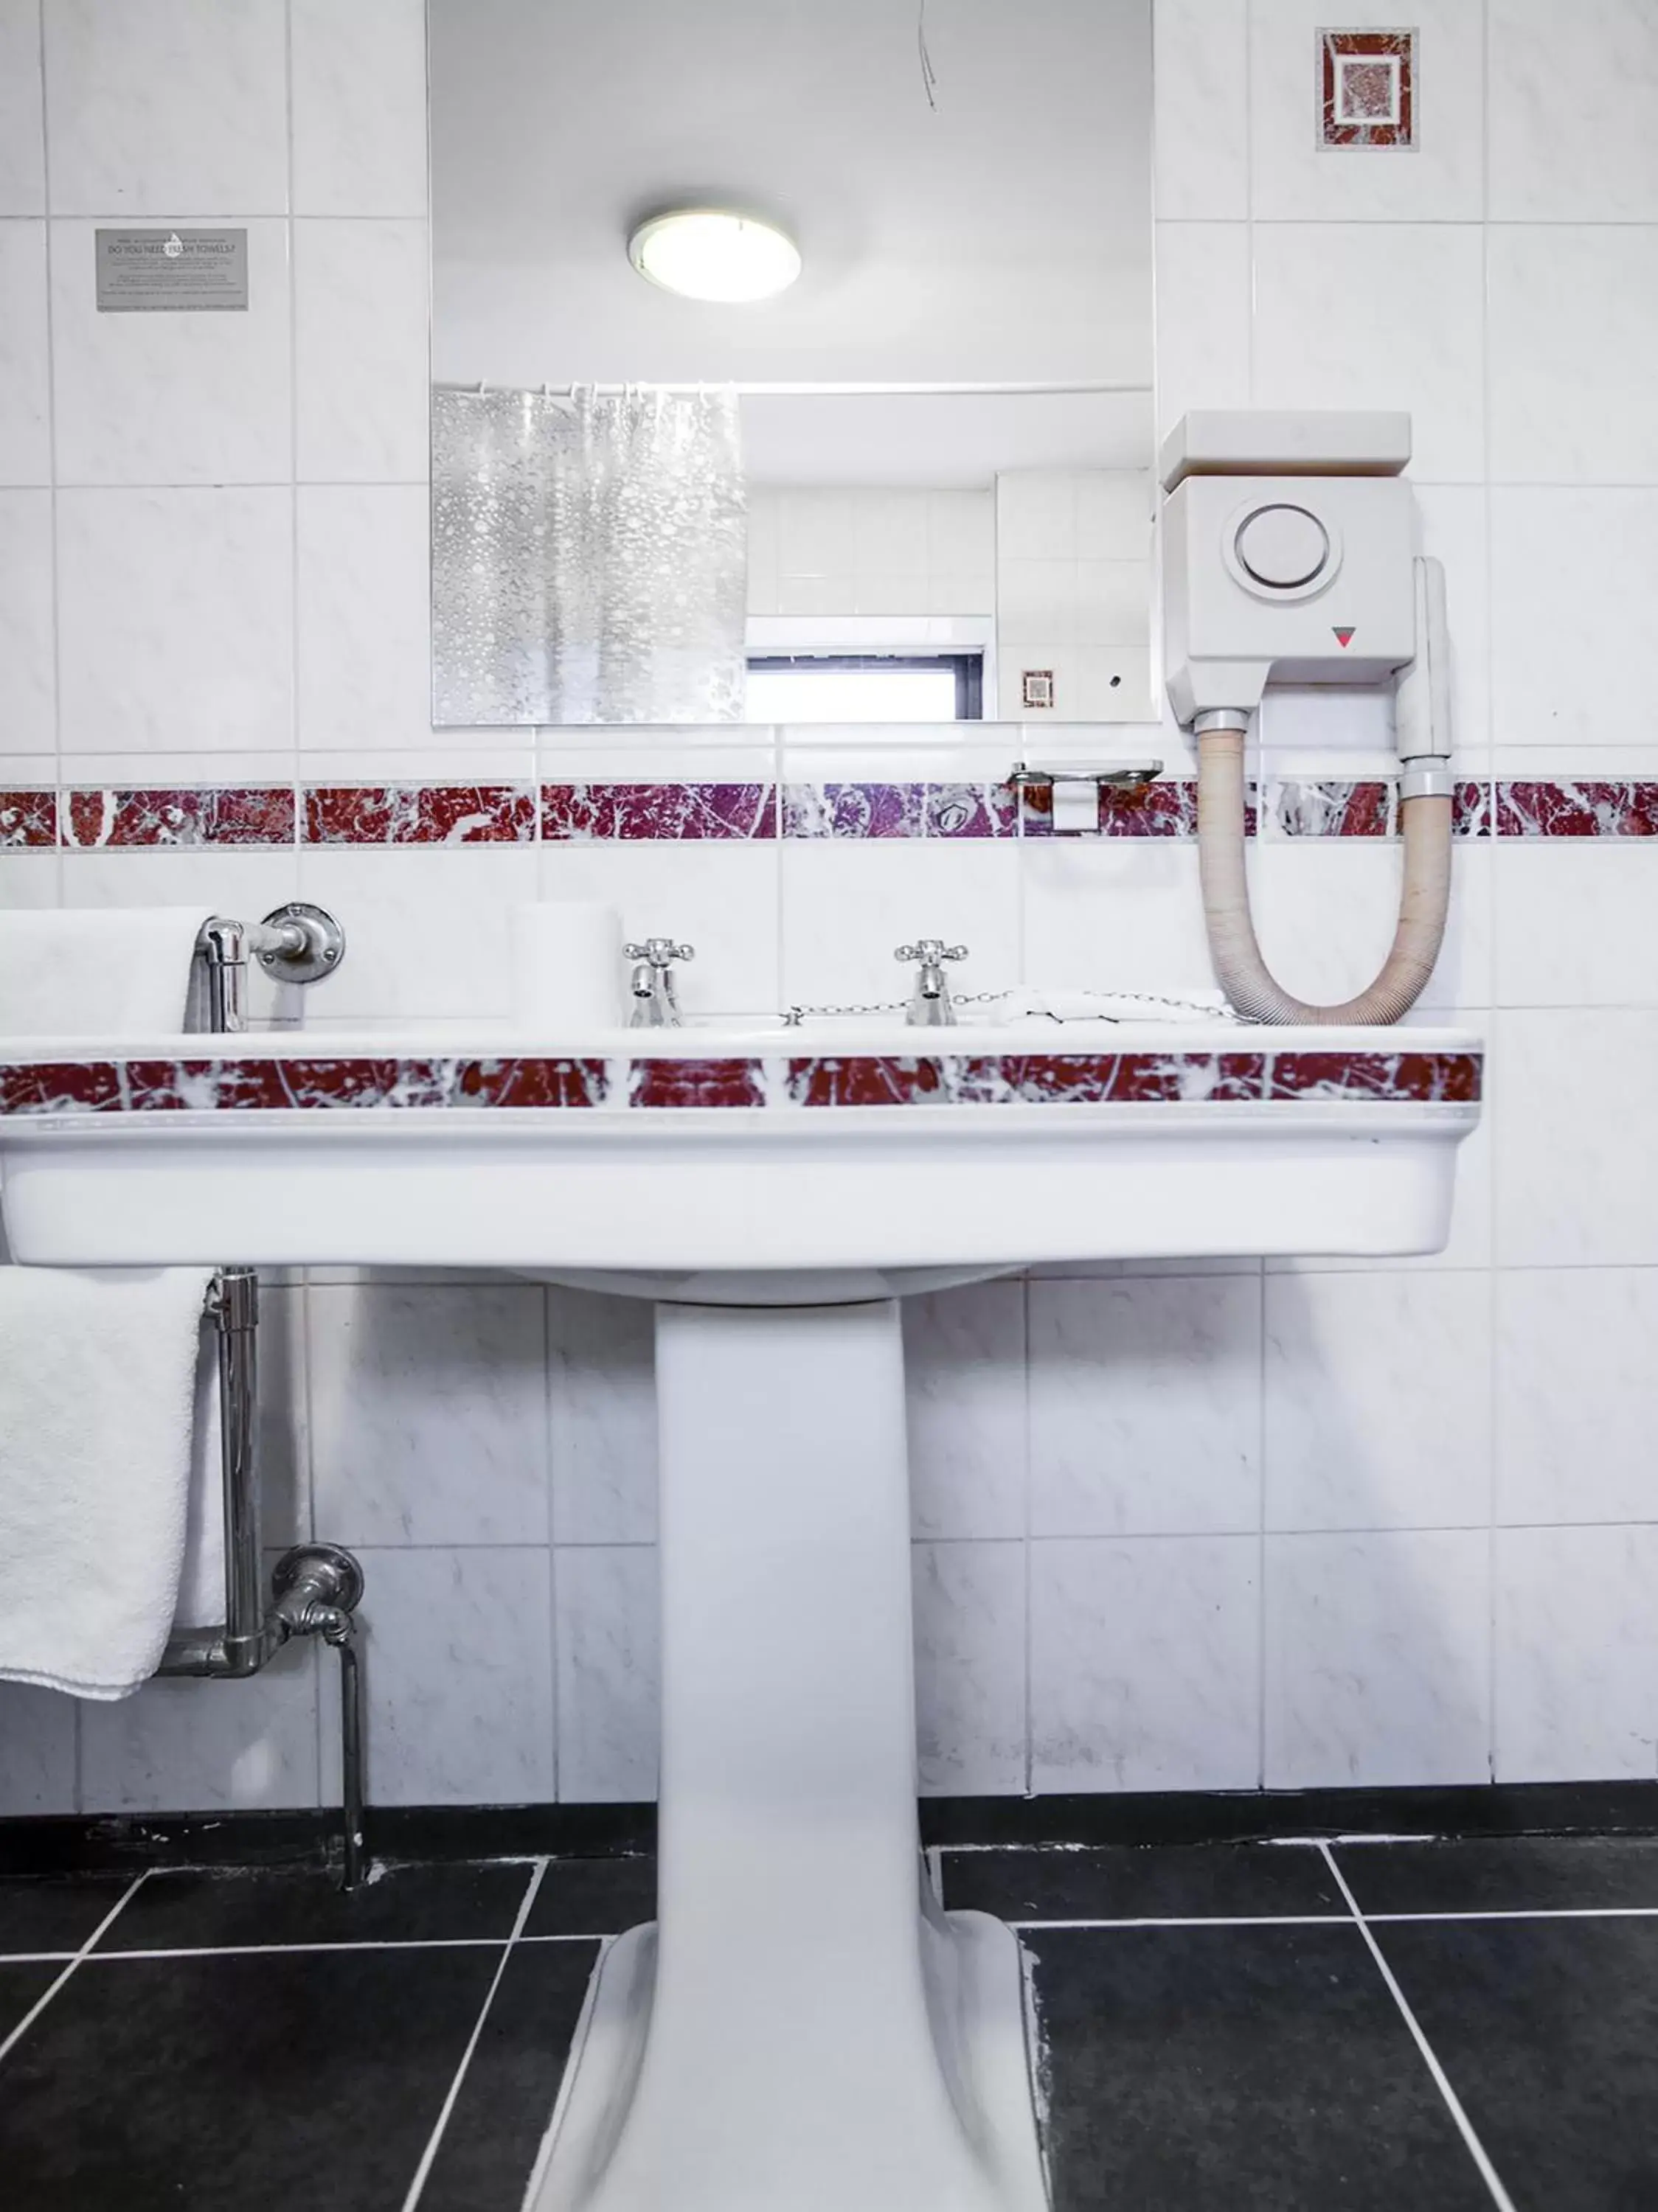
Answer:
431, 383, 749, 726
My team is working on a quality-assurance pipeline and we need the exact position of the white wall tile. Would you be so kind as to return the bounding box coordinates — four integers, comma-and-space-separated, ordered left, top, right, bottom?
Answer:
1030, 1277, 1262, 1537
1496, 1270, 1658, 1526
1413, 484, 1491, 765
291, 0, 429, 218
1488, 226, 1658, 483
913, 1540, 1027, 1795
0, 1682, 77, 1814
1494, 1010, 1658, 1266
1152, 223, 1252, 440
554, 1543, 659, 1802
1151, 0, 1249, 221
1247, 840, 1492, 1013
1030, 1534, 1260, 1792
292, 848, 537, 1022
904, 1281, 1027, 1540
1021, 840, 1218, 1000
323, 1545, 555, 1806
44, 0, 289, 217
1489, 0, 1658, 221
57, 487, 294, 754
80, 1630, 319, 1811
50, 217, 291, 485
538, 842, 780, 1017
296, 485, 431, 750
778, 841, 1020, 1009
548, 1288, 657, 1546
294, 219, 429, 482
997, 475, 1076, 563
308, 1282, 549, 1546
1488, 490, 1658, 746
1076, 473, 1152, 562
777, 490, 855, 577
1264, 1529, 1490, 1787
1250, 0, 1485, 222
1495, 1524, 1658, 1780
0, 220, 49, 484
0, 490, 55, 752
0, 0, 44, 216
1264, 1273, 1491, 1531
1253, 224, 1485, 484
1495, 845, 1658, 1008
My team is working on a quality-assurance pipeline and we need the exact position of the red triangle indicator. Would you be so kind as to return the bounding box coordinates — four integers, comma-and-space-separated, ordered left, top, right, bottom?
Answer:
1333, 626, 1356, 647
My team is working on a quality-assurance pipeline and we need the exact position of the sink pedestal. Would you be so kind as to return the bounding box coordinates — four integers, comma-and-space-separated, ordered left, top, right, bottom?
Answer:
529, 1298, 1049, 2212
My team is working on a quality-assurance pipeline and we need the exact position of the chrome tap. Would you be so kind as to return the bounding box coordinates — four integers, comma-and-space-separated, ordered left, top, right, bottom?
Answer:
895, 939, 968, 1027
625, 937, 695, 1029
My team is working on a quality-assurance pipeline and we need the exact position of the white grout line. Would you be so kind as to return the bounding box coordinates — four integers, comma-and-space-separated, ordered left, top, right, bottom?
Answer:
399, 1857, 550, 2212
0, 1871, 148, 2070
1009, 1913, 1344, 1931
1369, 1905, 1658, 1925
1318, 1843, 1519, 2212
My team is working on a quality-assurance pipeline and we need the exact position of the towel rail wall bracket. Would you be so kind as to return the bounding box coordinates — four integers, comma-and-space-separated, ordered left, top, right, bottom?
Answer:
195, 904, 347, 1034
159, 1269, 369, 1890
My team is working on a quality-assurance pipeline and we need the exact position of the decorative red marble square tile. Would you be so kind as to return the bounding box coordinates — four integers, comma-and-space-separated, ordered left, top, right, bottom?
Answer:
1319, 29, 1415, 149
0, 790, 58, 849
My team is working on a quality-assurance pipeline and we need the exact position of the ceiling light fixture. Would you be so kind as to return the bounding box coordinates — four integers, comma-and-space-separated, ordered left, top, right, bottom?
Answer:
627, 209, 801, 304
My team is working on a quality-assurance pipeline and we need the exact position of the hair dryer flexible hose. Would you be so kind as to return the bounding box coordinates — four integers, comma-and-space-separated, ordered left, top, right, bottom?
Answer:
1196, 727, 1451, 1026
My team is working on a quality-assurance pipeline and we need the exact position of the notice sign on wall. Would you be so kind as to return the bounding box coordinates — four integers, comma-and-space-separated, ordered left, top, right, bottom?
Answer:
95, 229, 249, 312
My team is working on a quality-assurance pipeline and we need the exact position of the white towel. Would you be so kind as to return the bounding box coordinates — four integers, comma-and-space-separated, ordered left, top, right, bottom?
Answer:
0, 907, 210, 1036
0, 1267, 215, 1698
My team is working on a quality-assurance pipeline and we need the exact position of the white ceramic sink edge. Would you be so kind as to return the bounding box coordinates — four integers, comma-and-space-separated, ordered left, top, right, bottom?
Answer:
0, 1022, 1484, 1299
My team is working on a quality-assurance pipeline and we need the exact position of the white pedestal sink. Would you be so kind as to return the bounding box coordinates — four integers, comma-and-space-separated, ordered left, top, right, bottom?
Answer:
0, 1018, 1482, 2211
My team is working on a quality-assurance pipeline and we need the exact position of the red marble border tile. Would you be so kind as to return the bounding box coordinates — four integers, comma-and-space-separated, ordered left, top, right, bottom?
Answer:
60, 787, 296, 849
1493, 781, 1658, 838
628, 1058, 769, 1109
1268, 1051, 1483, 1104
0, 1048, 1485, 1116
302, 785, 536, 846
27, 773, 1658, 846
0, 790, 58, 849
787, 1052, 1269, 1107
1018, 779, 1204, 838
542, 782, 777, 841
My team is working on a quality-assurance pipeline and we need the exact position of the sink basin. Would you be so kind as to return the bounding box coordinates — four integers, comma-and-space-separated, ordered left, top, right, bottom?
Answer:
0, 1017, 1482, 2212
0, 1019, 1482, 1302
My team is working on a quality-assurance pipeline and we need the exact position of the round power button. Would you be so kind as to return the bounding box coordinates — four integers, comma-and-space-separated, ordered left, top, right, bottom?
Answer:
1235, 503, 1330, 590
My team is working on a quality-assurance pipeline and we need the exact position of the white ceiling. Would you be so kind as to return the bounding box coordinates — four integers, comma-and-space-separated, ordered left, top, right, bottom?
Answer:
430, 0, 1154, 482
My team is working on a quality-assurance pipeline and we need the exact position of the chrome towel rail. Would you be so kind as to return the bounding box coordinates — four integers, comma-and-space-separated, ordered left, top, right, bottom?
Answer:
159, 1268, 369, 1889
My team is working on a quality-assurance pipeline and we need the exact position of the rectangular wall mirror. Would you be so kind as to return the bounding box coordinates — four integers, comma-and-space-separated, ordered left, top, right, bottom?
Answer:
429, 0, 1153, 727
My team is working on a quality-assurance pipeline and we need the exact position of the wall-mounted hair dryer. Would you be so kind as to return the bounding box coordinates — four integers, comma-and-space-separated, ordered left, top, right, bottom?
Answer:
1160, 411, 1451, 1026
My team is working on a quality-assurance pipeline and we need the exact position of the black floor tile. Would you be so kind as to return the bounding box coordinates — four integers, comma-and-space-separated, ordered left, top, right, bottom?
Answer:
0, 1876, 136, 1958
1336, 1834, 1658, 1917
940, 1841, 1343, 1922
0, 1962, 63, 2041
95, 1857, 535, 1953
0, 1944, 503, 2211
521, 1856, 656, 1938
1026, 1922, 1493, 2210
418, 1940, 600, 2211
1375, 1916, 1658, 2211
